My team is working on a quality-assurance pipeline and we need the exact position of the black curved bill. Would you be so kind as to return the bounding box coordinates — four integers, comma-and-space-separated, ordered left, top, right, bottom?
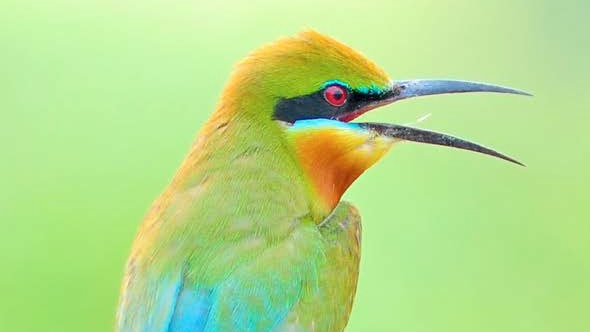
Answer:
359, 122, 525, 166
390, 79, 532, 102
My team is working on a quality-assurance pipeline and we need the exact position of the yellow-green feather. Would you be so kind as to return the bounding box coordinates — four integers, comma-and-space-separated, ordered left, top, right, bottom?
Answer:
117, 30, 387, 331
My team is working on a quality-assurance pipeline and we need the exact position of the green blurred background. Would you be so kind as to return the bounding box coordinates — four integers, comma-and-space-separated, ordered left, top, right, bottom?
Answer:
1, 0, 588, 331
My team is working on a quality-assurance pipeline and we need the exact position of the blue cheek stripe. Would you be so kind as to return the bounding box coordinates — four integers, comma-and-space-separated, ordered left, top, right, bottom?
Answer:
289, 119, 362, 132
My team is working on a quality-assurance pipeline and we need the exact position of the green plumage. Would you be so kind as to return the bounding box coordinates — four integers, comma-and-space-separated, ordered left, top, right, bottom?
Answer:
116, 29, 525, 332
116, 30, 392, 332
117, 113, 363, 330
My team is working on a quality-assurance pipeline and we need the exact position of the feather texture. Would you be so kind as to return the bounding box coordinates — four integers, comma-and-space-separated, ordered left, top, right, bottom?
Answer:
116, 30, 388, 331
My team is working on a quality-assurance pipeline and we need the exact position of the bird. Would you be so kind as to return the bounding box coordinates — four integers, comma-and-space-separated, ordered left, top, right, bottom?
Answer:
116, 30, 528, 332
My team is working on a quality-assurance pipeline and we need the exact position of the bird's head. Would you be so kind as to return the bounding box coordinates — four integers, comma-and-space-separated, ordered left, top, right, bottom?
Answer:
215, 30, 528, 213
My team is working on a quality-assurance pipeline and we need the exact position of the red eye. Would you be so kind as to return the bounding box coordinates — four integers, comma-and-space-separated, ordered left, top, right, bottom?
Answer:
323, 85, 348, 107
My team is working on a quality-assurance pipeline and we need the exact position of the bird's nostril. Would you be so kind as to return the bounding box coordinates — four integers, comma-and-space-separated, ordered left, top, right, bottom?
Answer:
392, 85, 405, 97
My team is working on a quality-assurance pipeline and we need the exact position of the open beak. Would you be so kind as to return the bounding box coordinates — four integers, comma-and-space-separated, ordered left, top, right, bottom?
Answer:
359, 79, 530, 166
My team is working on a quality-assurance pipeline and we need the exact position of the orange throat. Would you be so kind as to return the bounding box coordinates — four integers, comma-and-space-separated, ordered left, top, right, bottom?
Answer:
289, 124, 395, 211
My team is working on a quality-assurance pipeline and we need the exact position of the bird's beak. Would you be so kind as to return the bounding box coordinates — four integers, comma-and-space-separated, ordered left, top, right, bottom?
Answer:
359, 122, 525, 166
357, 79, 530, 166
389, 79, 531, 102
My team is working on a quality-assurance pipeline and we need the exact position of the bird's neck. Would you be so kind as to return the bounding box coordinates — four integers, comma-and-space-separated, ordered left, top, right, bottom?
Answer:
171, 108, 333, 224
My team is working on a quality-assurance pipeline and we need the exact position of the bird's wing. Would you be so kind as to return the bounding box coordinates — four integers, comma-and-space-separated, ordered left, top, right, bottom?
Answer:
118, 260, 222, 332
116, 226, 319, 332
116, 262, 203, 332
117, 257, 310, 332
166, 282, 214, 331
117, 202, 360, 332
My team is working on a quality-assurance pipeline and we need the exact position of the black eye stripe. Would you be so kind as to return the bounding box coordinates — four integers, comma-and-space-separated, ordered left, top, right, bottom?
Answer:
273, 86, 394, 123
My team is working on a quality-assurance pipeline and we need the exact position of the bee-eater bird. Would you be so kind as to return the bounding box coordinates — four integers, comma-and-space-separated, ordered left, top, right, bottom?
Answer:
116, 30, 528, 332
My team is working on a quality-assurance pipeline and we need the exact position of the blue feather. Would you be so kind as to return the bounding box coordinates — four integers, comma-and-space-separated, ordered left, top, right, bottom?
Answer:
168, 287, 213, 332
